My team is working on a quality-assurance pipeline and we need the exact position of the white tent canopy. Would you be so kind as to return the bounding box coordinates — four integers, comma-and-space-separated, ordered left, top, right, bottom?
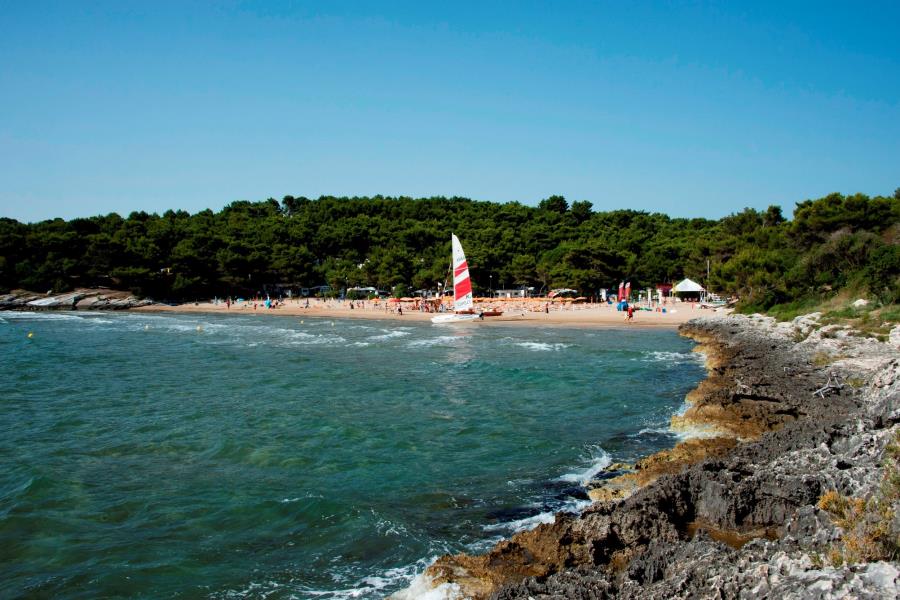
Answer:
674, 278, 705, 293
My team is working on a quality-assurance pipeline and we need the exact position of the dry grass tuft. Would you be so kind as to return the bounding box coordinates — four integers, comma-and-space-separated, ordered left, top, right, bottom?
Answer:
817, 431, 900, 566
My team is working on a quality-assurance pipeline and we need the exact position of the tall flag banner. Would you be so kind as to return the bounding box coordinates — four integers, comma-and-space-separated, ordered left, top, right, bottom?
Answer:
618, 281, 625, 301
625, 282, 631, 301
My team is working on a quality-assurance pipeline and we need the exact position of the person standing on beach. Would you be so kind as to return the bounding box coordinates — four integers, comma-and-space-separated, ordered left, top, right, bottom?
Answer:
626, 304, 635, 323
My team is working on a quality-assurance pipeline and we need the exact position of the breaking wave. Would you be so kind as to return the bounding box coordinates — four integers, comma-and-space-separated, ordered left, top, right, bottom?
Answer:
558, 445, 612, 484
515, 341, 570, 352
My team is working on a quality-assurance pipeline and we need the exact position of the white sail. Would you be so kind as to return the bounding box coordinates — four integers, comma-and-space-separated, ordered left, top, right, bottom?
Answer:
451, 234, 473, 312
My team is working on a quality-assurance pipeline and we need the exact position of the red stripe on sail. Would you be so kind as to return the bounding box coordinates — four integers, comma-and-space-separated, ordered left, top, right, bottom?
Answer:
455, 277, 472, 299
454, 261, 469, 277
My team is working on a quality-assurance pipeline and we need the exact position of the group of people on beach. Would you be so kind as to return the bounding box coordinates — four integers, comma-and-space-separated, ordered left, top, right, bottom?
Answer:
199, 294, 711, 325
215, 296, 288, 311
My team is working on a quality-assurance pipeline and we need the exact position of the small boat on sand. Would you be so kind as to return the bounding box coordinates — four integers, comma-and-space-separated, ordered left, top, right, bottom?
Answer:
431, 235, 481, 324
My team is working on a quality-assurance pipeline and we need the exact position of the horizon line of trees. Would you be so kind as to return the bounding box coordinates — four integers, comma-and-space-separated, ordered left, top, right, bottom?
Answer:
0, 190, 897, 311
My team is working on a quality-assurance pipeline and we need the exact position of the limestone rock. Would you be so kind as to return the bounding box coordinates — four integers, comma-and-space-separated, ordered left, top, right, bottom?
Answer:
0, 290, 43, 309
27, 291, 85, 308
0, 288, 154, 311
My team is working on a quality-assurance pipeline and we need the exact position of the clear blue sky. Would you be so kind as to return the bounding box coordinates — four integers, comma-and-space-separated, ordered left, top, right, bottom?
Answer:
2, 1, 898, 222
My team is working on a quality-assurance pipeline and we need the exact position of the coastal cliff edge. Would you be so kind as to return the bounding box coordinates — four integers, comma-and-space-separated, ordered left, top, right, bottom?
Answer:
403, 313, 900, 599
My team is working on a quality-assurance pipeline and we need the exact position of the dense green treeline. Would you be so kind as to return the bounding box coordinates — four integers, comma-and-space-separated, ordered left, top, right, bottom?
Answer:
0, 191, 897, 310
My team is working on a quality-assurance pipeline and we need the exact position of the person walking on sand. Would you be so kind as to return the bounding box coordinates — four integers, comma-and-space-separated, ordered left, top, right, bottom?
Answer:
626, 304, 635, 323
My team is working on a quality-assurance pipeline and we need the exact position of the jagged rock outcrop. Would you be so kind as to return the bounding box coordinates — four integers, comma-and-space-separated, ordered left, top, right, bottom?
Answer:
416, 314, 900, 599
0, 290, 44, 309
0, 288, 153, 310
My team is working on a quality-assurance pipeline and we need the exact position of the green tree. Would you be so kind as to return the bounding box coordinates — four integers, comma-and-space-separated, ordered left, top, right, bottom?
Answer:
538, 195, 568, 214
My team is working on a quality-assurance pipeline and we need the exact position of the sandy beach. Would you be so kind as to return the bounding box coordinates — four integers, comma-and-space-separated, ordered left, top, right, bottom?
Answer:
133, 298, 730, 328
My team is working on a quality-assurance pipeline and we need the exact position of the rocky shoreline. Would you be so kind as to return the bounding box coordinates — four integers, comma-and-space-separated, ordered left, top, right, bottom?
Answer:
0, 288, 153, 311
411, 314, 900, 599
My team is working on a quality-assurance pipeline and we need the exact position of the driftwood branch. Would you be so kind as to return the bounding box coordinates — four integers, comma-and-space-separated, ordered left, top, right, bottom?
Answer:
813, 372, 845, 399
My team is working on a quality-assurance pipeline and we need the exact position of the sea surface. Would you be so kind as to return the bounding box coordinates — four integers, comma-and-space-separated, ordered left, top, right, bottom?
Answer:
0, 311, 705, 598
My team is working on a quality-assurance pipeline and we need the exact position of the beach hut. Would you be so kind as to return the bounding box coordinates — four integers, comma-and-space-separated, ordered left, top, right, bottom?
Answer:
674, 278, 705, 301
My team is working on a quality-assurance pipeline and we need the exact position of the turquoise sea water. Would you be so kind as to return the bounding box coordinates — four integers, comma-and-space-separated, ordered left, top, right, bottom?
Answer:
0, 311, 704, 598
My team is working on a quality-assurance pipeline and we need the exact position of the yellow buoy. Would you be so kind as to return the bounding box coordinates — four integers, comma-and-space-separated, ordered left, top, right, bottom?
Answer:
196, 325, 202, 332
331, 321, 334, 326
27, 332, 34, 339
144, 325, 149, 331
300, 321, 304, 324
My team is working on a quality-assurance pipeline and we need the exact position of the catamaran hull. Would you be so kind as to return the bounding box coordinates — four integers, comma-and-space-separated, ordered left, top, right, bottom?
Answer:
430, 313, 480, 324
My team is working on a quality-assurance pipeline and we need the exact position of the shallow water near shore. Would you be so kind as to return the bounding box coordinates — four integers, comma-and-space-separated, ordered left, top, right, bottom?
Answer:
0, 311, 704, 598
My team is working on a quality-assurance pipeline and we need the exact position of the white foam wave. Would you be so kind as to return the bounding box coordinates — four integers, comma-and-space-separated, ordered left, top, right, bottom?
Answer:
375, 517, 409, 538
85, 317, 115, 324
483, 497, 593, 536
368, 329, 412, 342
636, 426, 674, 437
671, 423, 722, 441
0, 311, 84, 321
483, 510, 557, 533
294, 557, 454, 600
389, 573, 462, 600
558, 445, 612, 484
515, 342, 570, 352
638, 350, 705, 364
139, 318, 349, 345
279, 492, 323, 504
407, 336, 459, 348
287, 335, 347, 346
468, 446, 611, 539
133, 319, 206, 333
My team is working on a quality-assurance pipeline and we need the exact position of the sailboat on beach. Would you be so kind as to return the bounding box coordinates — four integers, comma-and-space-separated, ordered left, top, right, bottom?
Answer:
431, 234, 482, 324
